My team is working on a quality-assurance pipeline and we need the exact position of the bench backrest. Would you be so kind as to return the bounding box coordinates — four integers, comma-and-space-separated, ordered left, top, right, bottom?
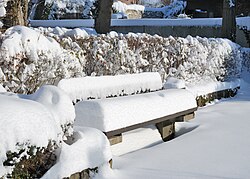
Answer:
58, 72, 163, 102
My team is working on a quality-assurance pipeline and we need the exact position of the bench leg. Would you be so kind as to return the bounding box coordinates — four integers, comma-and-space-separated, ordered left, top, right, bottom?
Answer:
156, 121, 175, 142
183, 112, 195, 121
175, 112, 195, 122
108, 134, 122, 145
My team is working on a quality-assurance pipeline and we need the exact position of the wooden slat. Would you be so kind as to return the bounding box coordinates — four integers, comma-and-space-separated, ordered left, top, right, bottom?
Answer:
104, 107, 197, 138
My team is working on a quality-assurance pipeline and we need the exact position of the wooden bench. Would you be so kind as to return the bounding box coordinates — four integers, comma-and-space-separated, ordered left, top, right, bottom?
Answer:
58, 73, 197, 145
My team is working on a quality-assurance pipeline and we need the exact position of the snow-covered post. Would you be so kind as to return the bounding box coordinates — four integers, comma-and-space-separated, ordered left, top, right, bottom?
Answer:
222, 0, 237, 42
94, 0, 113, 34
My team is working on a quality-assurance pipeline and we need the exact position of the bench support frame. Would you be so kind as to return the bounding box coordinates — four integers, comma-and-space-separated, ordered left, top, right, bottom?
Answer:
105, 108, 197, 145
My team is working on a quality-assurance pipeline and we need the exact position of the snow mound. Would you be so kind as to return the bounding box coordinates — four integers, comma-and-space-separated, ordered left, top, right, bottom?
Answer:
58, 72, 163, 102
75, 89, 197, 132
42, 127, 112, 179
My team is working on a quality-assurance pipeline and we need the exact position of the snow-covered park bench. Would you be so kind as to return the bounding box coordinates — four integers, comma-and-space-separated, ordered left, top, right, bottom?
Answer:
58, 73, 198, 145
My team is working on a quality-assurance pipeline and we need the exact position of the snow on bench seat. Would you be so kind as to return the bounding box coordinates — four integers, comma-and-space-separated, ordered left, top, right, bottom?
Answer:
58, 72, 163, 102
75, 89, 197, 133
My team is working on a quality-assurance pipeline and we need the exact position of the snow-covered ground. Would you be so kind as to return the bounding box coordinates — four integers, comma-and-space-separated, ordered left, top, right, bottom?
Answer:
93, 72, 250, 179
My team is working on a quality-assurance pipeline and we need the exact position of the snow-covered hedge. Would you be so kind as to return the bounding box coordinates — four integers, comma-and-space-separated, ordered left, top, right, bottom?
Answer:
0, 26, 244, 94
0, 85, 75, 177
70, 32, 242, 84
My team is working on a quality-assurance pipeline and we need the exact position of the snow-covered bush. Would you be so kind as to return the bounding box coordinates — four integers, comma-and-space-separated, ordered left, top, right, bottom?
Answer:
0, 85, 75, 178
42, 127, 112, 179
45, 0, 96, 19
0, 26, 84, 94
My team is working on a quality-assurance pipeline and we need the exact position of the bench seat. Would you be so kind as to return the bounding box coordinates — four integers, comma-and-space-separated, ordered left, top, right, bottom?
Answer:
75, 89, 197, 136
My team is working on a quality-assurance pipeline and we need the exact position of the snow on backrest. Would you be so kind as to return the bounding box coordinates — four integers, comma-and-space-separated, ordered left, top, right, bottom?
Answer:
58, 72, 163, 102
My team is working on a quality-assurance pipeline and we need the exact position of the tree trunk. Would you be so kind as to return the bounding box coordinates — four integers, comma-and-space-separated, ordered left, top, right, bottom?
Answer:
222, 0, 237, 42
94, 0, 113, 34
3, 0, 28, 29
